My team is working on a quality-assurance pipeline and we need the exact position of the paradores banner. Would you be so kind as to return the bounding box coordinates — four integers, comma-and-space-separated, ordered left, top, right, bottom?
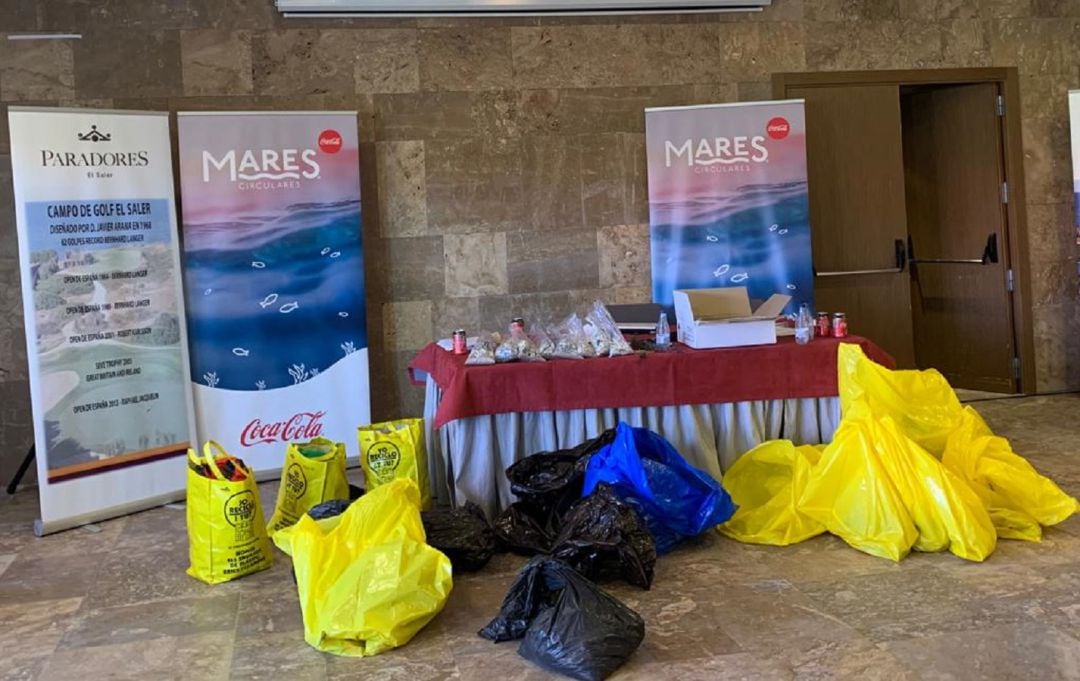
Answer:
8, 107, 197, 534
177, 112, 369, 472
646, 100, 812, 314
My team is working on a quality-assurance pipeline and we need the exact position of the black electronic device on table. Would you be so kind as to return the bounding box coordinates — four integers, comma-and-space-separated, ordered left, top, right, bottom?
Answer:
607, 303, 662, 334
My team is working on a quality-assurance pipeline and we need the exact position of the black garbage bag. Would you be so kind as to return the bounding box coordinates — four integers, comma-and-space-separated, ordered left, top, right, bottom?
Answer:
493, 502, 558, 555
479, 557, 644, 681
551, 484, 656, 589
496, 430, 617, 555
306, 499, 352, 520
421, 502, 499, 572
348, 484, 365, 500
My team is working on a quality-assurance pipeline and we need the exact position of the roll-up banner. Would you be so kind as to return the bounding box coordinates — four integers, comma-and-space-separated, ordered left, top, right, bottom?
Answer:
646, 100, 812, 314
177, 112, 369, 474
8, 107, 197, 535
1069, 91, 1080, 242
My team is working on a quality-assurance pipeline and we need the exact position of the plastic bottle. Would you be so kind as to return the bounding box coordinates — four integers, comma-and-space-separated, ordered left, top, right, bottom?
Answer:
655, 311, 671, 350
795, 303, 814, 345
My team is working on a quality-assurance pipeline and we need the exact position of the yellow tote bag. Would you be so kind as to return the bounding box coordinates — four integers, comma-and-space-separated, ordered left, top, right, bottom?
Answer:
186, 441, 273, 584
268, 438, 350, 535
358, 419, 430, 508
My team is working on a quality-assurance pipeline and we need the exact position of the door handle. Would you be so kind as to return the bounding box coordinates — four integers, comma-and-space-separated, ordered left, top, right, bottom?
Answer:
816, 239, 907, 277
909, 233, 999, 266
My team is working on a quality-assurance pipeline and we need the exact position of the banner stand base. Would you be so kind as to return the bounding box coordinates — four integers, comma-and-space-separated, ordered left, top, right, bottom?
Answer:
6, 444, 35, 495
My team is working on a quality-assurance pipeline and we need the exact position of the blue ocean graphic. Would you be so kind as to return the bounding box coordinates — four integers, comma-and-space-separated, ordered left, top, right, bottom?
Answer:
651, 181, 813, 315
183, 200, 367, 391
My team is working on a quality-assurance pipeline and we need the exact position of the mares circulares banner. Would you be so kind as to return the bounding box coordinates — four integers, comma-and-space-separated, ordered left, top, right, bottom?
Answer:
177, 112, 369, 473
8, 107, 196, 534
1068, 91, 1080, 241
646, 100, 812, 314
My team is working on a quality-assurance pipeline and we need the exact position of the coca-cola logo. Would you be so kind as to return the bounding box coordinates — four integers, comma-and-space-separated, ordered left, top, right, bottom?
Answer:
240, 411, 326, 447
766, 117, 791, 140
318, 129, 342, 154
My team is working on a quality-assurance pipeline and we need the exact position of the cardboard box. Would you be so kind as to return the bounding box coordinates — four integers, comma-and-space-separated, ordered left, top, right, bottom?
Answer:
673, 287, 792, 349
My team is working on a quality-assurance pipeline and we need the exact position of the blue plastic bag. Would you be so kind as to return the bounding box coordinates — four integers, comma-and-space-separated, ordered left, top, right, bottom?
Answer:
582, 423, 737, 553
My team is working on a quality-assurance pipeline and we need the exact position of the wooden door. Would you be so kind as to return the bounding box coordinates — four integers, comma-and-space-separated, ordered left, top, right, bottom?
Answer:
902, 83, 1017, 392
788, 85, 916, 366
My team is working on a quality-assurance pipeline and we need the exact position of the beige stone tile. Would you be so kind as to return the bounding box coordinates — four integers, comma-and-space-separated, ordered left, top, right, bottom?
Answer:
507, 228, 599, 294
443, 233, 508, 297
235, 583, 306, 637
14, 517, 127, 561
419, 27, 513, 91
805, 21, 944, 70
231, 631, 327, 681
1031, 257, 1079, 306
57, 595, 238, 650
38, 631, 234, 681
477, 291, 572, 328
510, 24, 724, 89
738, 80, 775, 102
425, 138, 524, 233
377, 140, 428, 238
885, 622, 1080, 680
252, 29, 357, 96
941, 19, 992, 67
0, 553, 108, 605
520, 135, 584, 230
74, 30, 182, 98
383, 300, 434, 352
0, 39, 75, 101
1020, 71, 1079, 120
0, 553, 14, 579
898, 0, 980, 19
353, 29, 420, 94
431, 297, 481, 341
0, 597, 82, 681
180, 30, 253, 95
1025, 202, 1078, 265
799, 564, 1029, 642
789, 639, 918, 680
717, 22, 806, 81
599, 224, 651, 289
1022, 116, 1073, 205
1033, 304, 1080, 392
618, 653, 793, 681
325, 621, 459, 680
374, 90, 520, 141
372, 236, 445, 301
987, 18, 1080, 75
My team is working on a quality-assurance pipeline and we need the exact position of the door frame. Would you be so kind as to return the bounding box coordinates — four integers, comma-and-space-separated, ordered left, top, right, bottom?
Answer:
773, 68, 1035, 393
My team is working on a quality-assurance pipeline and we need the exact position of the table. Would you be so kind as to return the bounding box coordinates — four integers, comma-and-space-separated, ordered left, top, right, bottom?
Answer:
410, 336, 893, 519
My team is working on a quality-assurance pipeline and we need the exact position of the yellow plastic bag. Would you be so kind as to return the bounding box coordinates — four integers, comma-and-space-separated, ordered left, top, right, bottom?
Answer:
837, 343, 963, 455
799, 402, 920, 561
800, 402, 997, 562
358, 419, 430, 509
943, 407, 1079, 541
283, 478, 452, 657
186, 441, 273, 584
718, 440, 826, 545
267, 438, 350, 535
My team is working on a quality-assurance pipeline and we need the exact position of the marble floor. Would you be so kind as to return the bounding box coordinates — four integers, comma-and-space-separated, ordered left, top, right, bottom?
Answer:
2, 394, 1080, 681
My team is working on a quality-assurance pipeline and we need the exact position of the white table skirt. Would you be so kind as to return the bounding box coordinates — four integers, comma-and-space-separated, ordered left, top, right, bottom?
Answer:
422, 376, 841, 520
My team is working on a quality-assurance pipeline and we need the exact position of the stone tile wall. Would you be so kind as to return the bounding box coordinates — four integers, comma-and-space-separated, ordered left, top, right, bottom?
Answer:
1, 0, 1079, 484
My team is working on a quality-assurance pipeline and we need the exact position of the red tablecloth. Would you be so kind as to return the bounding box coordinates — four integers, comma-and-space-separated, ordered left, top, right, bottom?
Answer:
410, 336, 894, 429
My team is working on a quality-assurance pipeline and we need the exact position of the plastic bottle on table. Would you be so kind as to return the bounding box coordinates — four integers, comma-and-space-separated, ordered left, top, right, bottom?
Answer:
655, 311, 671, 350
795, 303, 814, 345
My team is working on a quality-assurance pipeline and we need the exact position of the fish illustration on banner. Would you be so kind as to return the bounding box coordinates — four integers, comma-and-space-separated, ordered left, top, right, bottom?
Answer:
646, 100, 813, 314
177, 113, 369, 472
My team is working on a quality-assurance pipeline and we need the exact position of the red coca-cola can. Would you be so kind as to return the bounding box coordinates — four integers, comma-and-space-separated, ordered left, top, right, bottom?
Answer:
452, 329, 468, 355
832, 313, 848, 338
815, 312, 831, 338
